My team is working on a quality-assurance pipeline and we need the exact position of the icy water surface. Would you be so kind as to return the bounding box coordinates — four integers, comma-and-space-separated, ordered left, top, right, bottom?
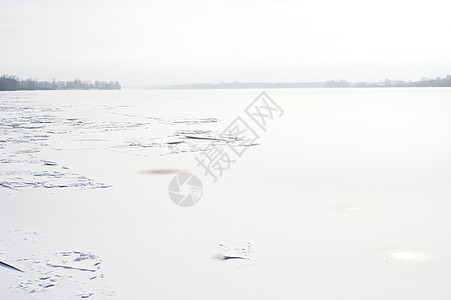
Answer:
2, 88, 451, 300
0, 90, 246, 190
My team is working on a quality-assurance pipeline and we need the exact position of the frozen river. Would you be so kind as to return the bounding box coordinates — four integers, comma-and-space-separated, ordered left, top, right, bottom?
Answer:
1, 88, 451, 299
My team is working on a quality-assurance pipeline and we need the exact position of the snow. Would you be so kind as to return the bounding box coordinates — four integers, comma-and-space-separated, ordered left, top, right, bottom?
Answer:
1, 88, 451, 299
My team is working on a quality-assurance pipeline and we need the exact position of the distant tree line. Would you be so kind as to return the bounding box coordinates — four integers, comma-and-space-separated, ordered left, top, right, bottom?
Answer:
148, 75, 451, 89
347, 75, 451, 88
0, 75, 121, 91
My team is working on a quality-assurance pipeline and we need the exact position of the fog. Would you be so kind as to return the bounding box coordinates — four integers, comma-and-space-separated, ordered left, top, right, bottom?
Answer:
1, 0, 450, 86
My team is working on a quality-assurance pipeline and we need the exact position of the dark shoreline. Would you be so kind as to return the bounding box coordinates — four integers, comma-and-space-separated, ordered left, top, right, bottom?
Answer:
146, 75, 451, 89
0, 75, 121, 91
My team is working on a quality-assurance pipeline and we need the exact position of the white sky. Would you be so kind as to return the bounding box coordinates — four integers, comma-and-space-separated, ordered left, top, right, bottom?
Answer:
1, 0, 450, 86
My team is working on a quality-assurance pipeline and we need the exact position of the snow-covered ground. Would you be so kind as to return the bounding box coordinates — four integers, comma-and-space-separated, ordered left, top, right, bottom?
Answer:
1, 88, 451, 299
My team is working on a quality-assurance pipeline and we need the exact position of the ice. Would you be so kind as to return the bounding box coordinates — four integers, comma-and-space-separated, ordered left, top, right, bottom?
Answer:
2, 88, 451, 300
0, 93, 242, 190
0, 229, 116, 299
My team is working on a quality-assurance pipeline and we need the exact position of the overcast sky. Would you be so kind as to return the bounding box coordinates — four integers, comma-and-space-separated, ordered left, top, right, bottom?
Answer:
1, 0, 450, 86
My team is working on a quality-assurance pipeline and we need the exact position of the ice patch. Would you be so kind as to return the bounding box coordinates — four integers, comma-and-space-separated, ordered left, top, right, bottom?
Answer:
214, 241, 254, 261
0, 229, 117, 299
